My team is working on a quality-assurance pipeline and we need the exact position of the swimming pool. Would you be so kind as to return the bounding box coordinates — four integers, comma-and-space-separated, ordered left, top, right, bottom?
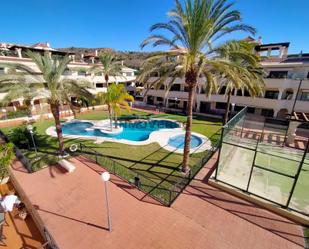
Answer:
61, 119, 179, 142
168, 134, 203, 149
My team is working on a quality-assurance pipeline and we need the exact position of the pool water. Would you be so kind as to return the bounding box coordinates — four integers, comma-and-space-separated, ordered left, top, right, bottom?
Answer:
168, 134, 203, 149
62, 120, 179, 141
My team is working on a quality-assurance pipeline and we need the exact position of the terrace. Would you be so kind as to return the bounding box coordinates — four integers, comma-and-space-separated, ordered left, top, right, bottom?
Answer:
0, 107, 308, 248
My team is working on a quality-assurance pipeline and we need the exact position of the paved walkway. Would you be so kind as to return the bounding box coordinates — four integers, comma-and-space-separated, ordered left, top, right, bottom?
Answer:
10, 155, 305, 249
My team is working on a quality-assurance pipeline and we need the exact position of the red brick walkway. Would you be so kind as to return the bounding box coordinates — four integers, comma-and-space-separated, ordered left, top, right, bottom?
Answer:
173, 153, 305, 249
10, 155, 305, 249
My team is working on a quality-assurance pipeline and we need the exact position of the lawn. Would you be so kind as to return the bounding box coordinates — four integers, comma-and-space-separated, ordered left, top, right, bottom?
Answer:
1, 108, 222, 203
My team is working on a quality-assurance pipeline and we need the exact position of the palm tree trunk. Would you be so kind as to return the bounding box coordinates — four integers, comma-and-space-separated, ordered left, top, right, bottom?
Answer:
115, 113, 118, 128
107, 104, 113, 131
182, 84, 196, 173
50, 103, 64, 155
224, 91, 232, 125
69, 102, 77, 119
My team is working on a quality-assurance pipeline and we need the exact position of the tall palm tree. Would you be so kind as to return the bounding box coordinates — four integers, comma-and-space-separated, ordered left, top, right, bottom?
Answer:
96, 83, 134, 130
214, 40, 265, 124
138, 0, 256, 172
0, 51, 93, 155
90, 51, 125, 123
90, 51, 124, 88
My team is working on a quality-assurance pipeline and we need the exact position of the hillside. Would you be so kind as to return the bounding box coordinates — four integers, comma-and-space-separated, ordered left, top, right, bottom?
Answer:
57, 47, 154, 70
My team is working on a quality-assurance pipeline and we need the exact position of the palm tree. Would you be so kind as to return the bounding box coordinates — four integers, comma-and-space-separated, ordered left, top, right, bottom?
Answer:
109, 84, 134, 128
138, 0, 256, 172
214, 40, 265, 124
90, 51, 125, 124
0, 51, 93, 155
96, 83, 134, 130
90, 51, 124, 88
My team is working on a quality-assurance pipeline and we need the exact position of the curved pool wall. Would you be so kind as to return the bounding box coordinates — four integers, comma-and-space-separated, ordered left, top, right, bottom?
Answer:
168, 134, 203, 149
61, 119, 180, 142
46, 118, 212, 153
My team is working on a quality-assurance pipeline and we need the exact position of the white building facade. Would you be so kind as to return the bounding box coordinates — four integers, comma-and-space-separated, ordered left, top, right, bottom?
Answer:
142, 42, 309, 119
0, 42, 137, 111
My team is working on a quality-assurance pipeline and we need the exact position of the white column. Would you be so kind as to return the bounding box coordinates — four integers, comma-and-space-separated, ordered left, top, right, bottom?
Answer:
273, 109, 279, 118
30, 100, 35, 111
277, 90, 283, 100
196, 101, 201, 112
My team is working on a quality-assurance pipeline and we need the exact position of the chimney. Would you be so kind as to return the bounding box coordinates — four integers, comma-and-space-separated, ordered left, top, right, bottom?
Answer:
121, 60, 124, 66
258, 36, 262, 44
95, 49, 98, 57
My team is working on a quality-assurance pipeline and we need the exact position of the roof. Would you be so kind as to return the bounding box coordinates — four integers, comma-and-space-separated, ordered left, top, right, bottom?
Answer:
256, 42, 290, 51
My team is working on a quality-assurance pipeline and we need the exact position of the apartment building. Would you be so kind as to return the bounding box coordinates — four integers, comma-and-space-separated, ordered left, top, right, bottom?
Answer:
0, 42, 136, 111
142, 41, 309, 119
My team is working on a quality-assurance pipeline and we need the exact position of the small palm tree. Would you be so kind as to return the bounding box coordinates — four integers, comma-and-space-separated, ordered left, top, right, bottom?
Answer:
214, 40, 265, 124
90, 51, 124, 88
96, 83, 134, 130
109, 84, 134, 128
0, 51, 93, 155
138, 0, 256, 172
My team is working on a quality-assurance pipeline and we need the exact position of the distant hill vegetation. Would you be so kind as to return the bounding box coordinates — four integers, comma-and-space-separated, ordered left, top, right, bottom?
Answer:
57, 47, 155, 70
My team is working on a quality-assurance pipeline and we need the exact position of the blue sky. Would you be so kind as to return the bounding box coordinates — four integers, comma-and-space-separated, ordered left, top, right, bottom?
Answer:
1, 0, 308, 54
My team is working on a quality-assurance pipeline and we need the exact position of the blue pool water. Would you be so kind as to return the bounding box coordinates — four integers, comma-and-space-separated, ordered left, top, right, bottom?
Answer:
168, 134, 203, 149
62, 120, 179, 141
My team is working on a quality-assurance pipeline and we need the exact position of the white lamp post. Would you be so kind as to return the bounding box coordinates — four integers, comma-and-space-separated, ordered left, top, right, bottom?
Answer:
101, 172, 112, 232
27, 124, 38, 156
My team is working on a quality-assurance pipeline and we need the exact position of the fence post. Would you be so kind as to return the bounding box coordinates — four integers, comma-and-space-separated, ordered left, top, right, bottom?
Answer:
169, 189, 172, 205
214, 127, 224, 180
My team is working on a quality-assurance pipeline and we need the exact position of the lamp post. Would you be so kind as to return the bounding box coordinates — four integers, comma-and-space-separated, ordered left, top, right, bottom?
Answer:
101, 172, 112, 232
27, 124, 38, 156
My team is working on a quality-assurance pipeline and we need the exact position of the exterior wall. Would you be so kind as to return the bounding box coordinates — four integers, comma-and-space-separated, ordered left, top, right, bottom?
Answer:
0, 55, 137, 101
142, 62, 309, 118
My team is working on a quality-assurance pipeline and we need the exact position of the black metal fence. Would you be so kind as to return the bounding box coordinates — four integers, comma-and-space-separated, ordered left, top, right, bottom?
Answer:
78, 138, 219, 206
213, 107, 309, 217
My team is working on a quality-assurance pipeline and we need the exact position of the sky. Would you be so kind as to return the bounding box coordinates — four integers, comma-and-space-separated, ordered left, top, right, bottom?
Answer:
1, 0, 308, 54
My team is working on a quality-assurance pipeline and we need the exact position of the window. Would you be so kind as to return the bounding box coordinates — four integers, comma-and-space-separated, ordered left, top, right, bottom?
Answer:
264, 90, 279, 99
0, 68, 5, 75
307, 72, 309, 79
200, 102, 211, 113
78, 70, 87, 76
124, 72, 133, 77
300, 92, 309, 101
219, 86, 226, 95
159, 85, 165, 90
96, 83, 104, 88
267, 71, 288, 79
156, 97, 163, 102
170, 84, 181, 91
147, 96, 154, 105
215, 102, 227, 110
261, 109, 274, 117
247, 107, 255, 114
184, 86, 189, 92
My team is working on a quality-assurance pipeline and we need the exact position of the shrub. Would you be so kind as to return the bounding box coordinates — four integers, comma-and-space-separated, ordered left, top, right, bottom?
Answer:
0, 143, 14, 180
8, 125, 38, 149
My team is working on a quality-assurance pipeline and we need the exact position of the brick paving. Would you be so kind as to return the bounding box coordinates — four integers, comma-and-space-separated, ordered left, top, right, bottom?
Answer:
10, 154, 306, 249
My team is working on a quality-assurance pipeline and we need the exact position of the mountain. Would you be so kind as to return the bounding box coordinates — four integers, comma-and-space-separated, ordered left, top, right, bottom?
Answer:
57, 47, 154, 70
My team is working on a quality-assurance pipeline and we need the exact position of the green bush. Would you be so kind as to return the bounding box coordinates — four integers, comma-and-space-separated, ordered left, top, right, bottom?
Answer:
7, 125, 38, 149
0, 143, 14, 180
